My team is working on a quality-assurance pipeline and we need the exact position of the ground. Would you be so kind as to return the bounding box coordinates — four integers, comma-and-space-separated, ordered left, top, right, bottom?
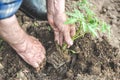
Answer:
0, 0, 120, 80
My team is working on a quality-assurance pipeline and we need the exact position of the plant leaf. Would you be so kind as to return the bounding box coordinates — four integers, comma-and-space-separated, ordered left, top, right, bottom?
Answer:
65, 18, 77, 24
81, 21, 87, 32
66, 12, 78, 18
69, 50, 76, 54
88, 24, 98, 37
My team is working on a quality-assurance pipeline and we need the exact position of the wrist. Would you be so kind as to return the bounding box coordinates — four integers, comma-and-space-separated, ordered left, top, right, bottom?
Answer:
54, 0, 65, 14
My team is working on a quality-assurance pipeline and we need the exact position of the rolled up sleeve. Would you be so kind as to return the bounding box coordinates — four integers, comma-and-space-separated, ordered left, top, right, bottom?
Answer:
0, 0, 22, 19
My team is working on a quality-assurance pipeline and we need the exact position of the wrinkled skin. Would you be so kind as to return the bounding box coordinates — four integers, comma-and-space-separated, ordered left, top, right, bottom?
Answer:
47, 0, 76, 47
0, 15, 46, 70
0, 0, 75, 70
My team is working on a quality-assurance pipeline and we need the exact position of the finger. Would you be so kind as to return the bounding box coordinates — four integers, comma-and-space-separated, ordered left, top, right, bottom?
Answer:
48, 17, 60, 44
63, 27, 73, 47
70, 25, 76, 37
54, 31, 60, 44
51, 27, 60, 44
36, 58, 46, 72
29, 61, 39, 69
59, 32, 63, 46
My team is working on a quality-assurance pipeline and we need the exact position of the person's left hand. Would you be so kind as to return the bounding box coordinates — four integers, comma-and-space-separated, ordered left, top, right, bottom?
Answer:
48, 13, 75, 47
47, 0, 76, 47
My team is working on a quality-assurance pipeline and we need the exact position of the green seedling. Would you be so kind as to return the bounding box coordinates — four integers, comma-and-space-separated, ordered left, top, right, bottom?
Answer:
65, 0, 110, 38
63, 0, 111, 52
69, 49, 77, 54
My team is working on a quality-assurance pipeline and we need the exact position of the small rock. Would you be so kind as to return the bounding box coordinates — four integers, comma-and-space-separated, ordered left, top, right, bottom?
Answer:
117, 15, 120, 18
108, 13, 116, 19
63, 52, 71, 63
66, 69, 74, 78
16, 71, 27, 80
117, 8, 120, 12
0, 63, 4, 69
107, 6, 112, 10
102, 7, 107, 13
111, 19, 117, 24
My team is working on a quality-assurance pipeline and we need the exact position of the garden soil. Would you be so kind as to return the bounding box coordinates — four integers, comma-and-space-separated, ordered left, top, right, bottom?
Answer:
0, 0, 120, 80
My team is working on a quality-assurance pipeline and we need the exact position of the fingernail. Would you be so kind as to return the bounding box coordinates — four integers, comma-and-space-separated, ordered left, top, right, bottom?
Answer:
34, 63, 39, 68
68, 41, 73, 48
70, 40, 73, 46
36, 67, 40, 72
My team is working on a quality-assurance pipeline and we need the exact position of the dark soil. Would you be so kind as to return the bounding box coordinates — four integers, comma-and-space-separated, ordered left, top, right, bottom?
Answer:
0, 0, 120, 80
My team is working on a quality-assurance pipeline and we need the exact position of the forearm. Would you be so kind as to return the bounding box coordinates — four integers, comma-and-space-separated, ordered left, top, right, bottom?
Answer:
47, 0, 65, 15
0, 15, 26, 45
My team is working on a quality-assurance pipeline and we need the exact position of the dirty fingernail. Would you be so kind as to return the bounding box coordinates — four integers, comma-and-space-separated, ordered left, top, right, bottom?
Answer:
36, 67, 40, 72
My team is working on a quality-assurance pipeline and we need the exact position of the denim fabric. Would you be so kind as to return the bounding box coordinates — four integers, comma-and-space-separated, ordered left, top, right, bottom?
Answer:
0, 0, 22, 19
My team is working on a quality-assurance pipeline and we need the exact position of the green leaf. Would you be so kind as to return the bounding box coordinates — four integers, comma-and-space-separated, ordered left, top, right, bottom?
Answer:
65, 18, 77, 24
74, 9, 84, 19
69, 50, 77, 54
66, 12, 78, 18
81, 21, 88, 32
88, 24, 98, 37
101, 22, 108, 32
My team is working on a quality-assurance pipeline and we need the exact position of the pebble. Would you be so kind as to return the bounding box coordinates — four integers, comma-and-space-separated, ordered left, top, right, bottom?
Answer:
102, 7, 107, 13
0, 63, 4, 69
107, 6, 112, 10
117, 8, 120, 12
111, 19, 117, 25
16, 71, 27, 80
66, 69, 74, 78
117, 15, 120, 18
108, 13, 116, 19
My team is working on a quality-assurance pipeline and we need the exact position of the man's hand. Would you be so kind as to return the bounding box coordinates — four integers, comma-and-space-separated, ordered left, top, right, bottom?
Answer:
0, 15, 46, 71
47, 0, 76, 47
